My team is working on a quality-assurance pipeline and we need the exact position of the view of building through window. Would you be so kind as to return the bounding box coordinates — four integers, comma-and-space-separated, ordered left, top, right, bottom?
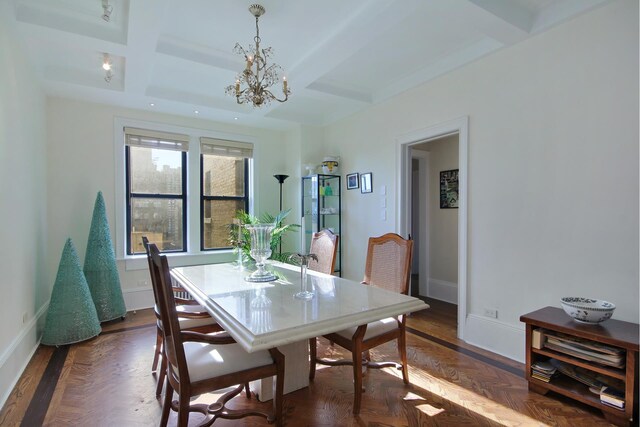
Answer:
128, 146, 184, 254
202, 155, 247, 249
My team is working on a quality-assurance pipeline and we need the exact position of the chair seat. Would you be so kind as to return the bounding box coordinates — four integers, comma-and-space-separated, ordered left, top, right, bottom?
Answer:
178, 316, 216, 330
184, 341, 274, 383
154, 304, 215, 330
335, 317, 400, 341
176, 304, 208, 314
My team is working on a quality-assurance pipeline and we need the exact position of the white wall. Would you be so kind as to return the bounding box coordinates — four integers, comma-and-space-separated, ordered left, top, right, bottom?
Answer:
428, 136, 459, 285
324, 0, 639, 361
0, 2, 48, 407
46, 98, 293, 309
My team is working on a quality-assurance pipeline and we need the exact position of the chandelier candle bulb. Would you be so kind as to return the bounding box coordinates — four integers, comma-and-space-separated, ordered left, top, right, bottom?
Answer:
283, 76, 288, 92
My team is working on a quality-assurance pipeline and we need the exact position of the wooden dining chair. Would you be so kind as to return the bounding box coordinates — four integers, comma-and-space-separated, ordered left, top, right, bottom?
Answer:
142, 236, 223, 397
148, 243, 285, 427
309, 233, 414, 415
307, 229, 339, 275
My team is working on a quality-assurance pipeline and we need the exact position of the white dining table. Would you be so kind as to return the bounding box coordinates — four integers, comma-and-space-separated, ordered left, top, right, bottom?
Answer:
170, 261, 428, 400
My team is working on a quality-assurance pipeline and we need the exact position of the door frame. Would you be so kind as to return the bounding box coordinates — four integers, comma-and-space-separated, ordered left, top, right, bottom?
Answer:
396, 116, 468, 340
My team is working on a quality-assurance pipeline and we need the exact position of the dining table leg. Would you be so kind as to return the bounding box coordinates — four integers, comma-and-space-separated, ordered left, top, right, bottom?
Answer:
252, 340, 310, 401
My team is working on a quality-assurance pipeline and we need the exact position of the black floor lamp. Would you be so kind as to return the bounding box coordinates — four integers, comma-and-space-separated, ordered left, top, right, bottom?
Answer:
273, 174, 289, 255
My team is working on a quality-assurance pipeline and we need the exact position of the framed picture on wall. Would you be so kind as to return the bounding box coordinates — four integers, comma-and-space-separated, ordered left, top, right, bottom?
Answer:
440, 169, 459, 208
346, 173, 359, 190
360, 172, 373, 194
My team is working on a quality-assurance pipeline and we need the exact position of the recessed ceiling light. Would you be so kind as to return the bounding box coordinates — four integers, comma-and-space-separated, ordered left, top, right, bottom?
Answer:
234, 117, 238, 120
194, 110, 199, 114
149, 103, 155, 107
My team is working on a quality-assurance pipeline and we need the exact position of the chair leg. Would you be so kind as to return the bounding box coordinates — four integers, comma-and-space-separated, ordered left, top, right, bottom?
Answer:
352, 340, 364, 415
177, 391, 190, 427
269, 348, 285, 427
156, 352, 167, 397
309, 338, 317, 380
274, 369, 284, 427
160, 377, 172, 427
152, 328, 162, 372
398, 330, 409, 384
244, 382, 251, 399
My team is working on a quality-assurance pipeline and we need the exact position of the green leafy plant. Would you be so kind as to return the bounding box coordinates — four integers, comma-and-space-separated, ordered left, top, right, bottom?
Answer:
229, 209, 300, 264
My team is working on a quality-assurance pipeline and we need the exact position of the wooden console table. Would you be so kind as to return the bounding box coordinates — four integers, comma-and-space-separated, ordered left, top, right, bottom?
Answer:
521, 307, 639, 427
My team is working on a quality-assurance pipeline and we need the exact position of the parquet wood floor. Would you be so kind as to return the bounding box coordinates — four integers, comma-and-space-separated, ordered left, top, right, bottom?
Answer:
0, 302, 618, 426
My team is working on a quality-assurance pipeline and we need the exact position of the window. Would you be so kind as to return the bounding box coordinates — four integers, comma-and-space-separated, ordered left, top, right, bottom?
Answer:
200, 138, 252, 250
125, 127, 188, 254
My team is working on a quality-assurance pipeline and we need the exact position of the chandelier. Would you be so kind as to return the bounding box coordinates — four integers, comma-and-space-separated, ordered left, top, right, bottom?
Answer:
225, 4, 290, 107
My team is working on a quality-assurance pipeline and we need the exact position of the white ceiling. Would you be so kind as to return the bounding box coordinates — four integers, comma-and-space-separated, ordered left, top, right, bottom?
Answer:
10, 0, 610, 130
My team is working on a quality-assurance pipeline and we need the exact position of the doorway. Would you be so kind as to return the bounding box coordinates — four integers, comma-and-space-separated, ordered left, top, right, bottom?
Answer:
410, 135, 459, 303
397, 117, 468, 340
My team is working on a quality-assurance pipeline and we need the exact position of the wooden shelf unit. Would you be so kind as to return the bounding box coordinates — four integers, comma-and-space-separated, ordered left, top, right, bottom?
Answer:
521, 307, 639, 427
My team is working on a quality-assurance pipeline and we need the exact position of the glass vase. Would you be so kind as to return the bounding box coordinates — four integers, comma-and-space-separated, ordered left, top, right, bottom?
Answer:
245, 223, 277, 282
289, 253, 317, 300
295, 262, 314, 300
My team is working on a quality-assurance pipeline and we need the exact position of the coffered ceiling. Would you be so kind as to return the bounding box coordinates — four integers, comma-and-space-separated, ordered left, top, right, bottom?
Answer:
9, 0, 610, 129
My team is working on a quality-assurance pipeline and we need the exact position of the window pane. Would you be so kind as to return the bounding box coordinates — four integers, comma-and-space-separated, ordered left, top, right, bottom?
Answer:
203, 199, 245, 249
202, 155, 245, 197
130, 146, 183, 194
130, 198, 183, 253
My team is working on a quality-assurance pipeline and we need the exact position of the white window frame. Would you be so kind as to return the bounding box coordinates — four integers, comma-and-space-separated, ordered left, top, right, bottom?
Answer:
114, 117, 255, 271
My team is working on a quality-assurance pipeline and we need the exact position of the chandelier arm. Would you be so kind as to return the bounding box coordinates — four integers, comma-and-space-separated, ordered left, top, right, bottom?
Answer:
263, 89, 288, 103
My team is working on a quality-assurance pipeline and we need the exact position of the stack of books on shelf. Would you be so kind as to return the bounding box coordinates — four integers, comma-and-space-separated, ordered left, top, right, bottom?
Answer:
533, 329, 625, 368
600, 386, 625, 410
531, 361, 557, 382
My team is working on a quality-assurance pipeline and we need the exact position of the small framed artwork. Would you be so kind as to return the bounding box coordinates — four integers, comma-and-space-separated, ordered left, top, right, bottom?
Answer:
440, 169, 459, 208
360, 172, 373, 194
346, 173, 359, 190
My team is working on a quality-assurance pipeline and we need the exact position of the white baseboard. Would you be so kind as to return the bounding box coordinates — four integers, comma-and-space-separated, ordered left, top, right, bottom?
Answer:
0, 303, 48, 410
427, 278, 457, 304
464, 314, 525, 363
123, 286, 154, 311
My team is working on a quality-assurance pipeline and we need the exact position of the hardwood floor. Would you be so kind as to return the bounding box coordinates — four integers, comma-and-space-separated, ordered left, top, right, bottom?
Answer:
0, 301, 618, 426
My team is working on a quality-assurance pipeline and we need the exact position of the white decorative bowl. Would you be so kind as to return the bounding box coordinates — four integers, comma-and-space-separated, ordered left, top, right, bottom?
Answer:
560, 297, 615, 324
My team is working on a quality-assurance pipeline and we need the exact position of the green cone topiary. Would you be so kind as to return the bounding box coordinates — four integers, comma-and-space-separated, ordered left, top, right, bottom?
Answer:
42, 239, 101, 346
84, 191, 126, 322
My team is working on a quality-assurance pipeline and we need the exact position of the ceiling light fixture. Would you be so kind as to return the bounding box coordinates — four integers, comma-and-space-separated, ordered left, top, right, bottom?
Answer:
102, 53, 113, 83
225, 4, 290, 107
101, 0, 113, 22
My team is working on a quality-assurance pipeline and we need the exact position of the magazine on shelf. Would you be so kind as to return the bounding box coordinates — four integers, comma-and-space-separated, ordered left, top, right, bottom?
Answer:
545, 331, 624, 356
544, 342, 625, 368
549, 359, 624, 391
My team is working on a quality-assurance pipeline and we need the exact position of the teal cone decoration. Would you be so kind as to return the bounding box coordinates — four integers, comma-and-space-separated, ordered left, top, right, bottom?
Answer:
42, 239, 101, 346
84, 191, 127, 322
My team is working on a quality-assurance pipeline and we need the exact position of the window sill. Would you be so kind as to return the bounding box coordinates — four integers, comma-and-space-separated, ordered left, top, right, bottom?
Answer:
122, 250, 236, 271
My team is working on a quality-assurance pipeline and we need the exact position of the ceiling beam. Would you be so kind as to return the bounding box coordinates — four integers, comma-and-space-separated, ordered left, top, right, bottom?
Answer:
464, 0, 532, 44
156, 36, 242, 72
123, 0, 170, 95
